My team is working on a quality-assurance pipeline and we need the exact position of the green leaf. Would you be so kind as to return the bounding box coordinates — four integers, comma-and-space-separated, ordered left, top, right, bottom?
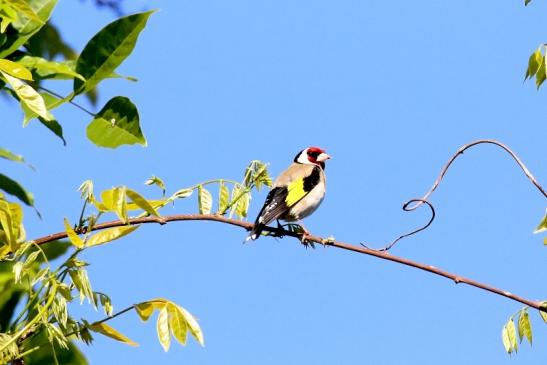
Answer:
16, 55, 84, 80
0, 172, 34, 206
0, 199, 23, 252
63, 217, 84, 249
507, 318, 518, 352
89, 322, 138, 347
502, 325, 512, 354
4, 0, 42, 22
1, 71, 51, 121
156, 306, 170, 352
518, 310, 532, 345
218, 182, 230, 214
197, 185, 212, 214
73, 10, 155, 94
126, 189, 159, 217
0, 147, 24, 163
0, 59, 32, 80
534, 211, 547, 234
0, 0, 57, 58
86, 225, 140, 247
87, 96, 146, 148
167, 303, 188, 346
39, 117, 65, 145
525, 0, 532, 5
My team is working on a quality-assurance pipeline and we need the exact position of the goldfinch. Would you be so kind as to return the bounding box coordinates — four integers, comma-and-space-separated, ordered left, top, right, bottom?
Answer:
247, 147, 331, 240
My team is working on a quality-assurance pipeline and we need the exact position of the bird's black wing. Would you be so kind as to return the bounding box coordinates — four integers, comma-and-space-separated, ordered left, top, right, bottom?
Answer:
248, 187, 289, 239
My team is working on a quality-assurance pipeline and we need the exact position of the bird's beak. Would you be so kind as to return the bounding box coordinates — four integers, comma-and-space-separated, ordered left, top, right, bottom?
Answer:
317, 153, 331, 162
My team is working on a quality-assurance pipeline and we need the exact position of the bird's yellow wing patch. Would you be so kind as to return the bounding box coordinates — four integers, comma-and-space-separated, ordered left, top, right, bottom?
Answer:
285, 178, 307, 207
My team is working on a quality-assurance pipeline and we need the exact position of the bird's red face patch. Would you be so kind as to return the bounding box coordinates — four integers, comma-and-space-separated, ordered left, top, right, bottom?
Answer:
306, 147, 325, 163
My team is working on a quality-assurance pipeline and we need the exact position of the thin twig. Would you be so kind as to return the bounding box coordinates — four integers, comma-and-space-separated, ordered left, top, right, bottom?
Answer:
370, 139, 546, 251
31, 214, 545, 311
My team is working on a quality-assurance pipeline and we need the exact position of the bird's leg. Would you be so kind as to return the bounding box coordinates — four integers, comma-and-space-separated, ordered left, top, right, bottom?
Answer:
296, 221, 315, 248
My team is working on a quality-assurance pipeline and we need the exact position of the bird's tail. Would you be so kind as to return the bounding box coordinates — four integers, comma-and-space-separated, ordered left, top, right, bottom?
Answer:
245, 223, 264, 242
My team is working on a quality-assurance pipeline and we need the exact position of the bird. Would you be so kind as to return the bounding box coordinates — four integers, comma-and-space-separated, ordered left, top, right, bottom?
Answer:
247, 146, 331, 241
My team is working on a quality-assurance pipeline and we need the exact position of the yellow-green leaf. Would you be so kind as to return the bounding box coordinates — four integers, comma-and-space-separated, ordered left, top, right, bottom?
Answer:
126, 189, 159, 217
507, 318, 517, 352
134, 302, 155, 322
518, 310, 532, 345
197, 185, 212, 214
100, 187, 127, 221
63, 218, 83, 249
178, 305, 204, 346
534, 211, 547, 234
4, 0, 42, 22
502, 325, 512, 354
156, 306, 170, 352
0, 59, 33, 80
1, 71, 51, 121
89, 322, 138, 347
86, 225, 139, 247
235, 192, 250, 218
218, 182, 229, 214
167, 303, 187, 346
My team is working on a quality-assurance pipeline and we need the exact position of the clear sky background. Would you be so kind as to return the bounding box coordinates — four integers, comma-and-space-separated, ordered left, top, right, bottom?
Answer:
2, 0, 547, 363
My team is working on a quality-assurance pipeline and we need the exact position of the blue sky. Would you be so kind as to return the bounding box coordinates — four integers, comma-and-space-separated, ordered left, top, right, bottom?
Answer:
2, 0, 547, 363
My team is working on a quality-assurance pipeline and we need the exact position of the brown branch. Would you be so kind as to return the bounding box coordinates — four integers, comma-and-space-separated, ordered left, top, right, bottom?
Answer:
32, 214, 545, 311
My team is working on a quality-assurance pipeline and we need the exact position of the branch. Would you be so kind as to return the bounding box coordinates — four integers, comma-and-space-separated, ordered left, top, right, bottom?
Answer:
32, 214, 545, 311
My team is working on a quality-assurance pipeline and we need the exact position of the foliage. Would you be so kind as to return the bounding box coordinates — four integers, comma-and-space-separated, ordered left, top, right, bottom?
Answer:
0, 0, 270, 363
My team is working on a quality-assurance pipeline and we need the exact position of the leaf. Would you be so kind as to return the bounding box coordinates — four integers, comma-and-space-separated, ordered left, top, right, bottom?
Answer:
98, 293, 113, 316
197, 185, 212, 214
69, 268, 94, 306
218, 182, 230, 214
507, 318, 518, 352
86, 225, 139, 247
63, 218, 84, 249
518, 310, 532, 345
0, 59, 32, 80
534, 211, 547, 234
525, 0, 532, 5
156, 306, 171, 352
87, 96, 146, 148
134, 302, 155, 322
177, 305, 204, 346
145, 176, 166, 195
78, 180, 94, 202
525, 48, 542, 81
0, 0, 58, 58
172, 188, 193, 199
4, 0, 42, 23
89, 322, 138, 347
100, 186, 127, 221
16, 55, 84, 80
0, 173, 34, 206
536, 55, 546, 89
73, 10, 155, 94
126, 189, 159, 217
502, 325, 512, 354
38, 117, 66, 145
0, 147, 24, 163
235, 192, 250, 218
21, 92, 61, 126
1, 71, 50, 121
167, 303, 188, 346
